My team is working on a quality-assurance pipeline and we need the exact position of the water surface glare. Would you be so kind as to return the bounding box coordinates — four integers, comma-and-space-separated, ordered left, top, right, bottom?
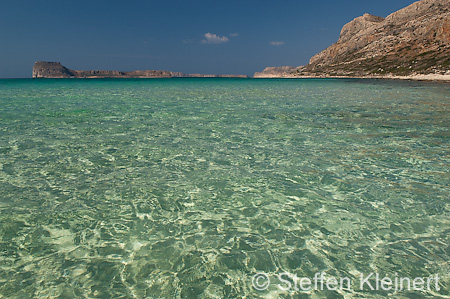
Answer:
0, 78, 449, 298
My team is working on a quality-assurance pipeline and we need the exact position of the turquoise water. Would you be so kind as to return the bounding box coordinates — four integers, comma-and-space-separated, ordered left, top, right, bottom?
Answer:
0, 78, 449, 298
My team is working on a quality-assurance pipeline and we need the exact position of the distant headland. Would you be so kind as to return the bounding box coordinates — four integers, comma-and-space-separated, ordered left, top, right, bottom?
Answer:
32, 62, 248, 79
254, 0, 450, 81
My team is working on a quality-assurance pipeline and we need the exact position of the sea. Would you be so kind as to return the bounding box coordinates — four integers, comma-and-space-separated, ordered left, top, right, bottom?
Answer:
0, 78, 449, 298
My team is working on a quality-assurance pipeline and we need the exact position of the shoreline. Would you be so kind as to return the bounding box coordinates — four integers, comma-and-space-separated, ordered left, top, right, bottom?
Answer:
252, 73, 450, 82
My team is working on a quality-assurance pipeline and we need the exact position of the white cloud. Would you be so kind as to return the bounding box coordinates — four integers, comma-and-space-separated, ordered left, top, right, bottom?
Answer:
229, 33, 239, 37
270, 41, 285, 46
202, 33, 229, 44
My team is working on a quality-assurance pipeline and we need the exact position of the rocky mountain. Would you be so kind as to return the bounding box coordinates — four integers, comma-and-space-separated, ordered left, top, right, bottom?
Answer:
254, 0, 450, 78
32, 62, 248, 79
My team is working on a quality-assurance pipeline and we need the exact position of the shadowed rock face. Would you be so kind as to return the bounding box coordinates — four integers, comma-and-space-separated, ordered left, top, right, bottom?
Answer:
32, 62, 74, 78
255, 0, 450, 77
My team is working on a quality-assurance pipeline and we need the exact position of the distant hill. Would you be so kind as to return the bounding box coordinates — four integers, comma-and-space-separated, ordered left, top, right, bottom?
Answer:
254, 0, 450, 79
32, 62, 248, 78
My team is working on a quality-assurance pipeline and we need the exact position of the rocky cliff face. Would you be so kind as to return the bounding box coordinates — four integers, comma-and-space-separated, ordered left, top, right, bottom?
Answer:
32, 62, 248, 78
255, 0, 450, 78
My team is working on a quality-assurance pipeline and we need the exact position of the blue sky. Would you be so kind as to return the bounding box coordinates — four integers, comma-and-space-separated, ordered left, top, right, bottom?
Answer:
0, 0, 418, 78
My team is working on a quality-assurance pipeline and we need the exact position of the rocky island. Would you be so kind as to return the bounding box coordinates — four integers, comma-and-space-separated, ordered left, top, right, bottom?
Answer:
254, 0, 450, 80
32, 62, 248, 79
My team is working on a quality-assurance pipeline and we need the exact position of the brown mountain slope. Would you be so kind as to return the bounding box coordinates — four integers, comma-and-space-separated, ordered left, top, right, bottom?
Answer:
254, 0, 450, 78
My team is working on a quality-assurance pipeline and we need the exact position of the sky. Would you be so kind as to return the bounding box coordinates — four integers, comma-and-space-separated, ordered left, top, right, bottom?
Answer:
0, 0, 419, 78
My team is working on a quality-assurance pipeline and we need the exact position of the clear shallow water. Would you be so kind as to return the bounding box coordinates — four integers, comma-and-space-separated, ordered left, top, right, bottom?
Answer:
0, 78, 449, 298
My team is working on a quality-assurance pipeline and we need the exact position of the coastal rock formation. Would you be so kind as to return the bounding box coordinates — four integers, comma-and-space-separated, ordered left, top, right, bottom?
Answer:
32, 62, 248, 78
255, 0, 450, 78
32, 62, 173, 78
